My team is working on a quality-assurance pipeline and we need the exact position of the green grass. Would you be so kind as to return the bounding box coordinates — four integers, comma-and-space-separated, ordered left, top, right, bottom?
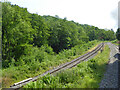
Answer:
2, 40, 101, 87
110, 39, 119, 45
24, 44, 110, 88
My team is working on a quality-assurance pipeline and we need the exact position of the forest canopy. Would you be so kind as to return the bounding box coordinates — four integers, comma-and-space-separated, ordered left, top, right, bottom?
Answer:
2, 2, 116, 68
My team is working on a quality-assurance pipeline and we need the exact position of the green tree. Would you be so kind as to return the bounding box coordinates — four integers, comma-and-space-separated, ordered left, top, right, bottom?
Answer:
116, 28, 120, 40
2, 2, 34, 66
30, 14, 50, 47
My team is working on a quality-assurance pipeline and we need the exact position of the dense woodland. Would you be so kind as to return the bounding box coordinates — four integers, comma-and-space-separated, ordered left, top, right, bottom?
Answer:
2, 2, 116, 68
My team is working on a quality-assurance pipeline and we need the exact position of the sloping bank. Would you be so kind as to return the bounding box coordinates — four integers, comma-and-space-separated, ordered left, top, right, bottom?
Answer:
3, 40, 100, 87
24, 44, 110, 88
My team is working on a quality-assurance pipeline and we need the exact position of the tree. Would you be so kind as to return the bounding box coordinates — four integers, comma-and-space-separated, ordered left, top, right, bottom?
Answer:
30, 14, 50, 47
116, 28, 120, 40
2, 2, 34, 63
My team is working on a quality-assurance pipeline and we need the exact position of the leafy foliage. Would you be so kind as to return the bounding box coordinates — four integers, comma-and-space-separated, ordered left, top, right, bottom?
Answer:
2, 2, 34, 66
2, 40, 99, 87
2, 2, 116, 67
81, 24, 116, 41
24, 45, 110, 88
1, 2, 116, 87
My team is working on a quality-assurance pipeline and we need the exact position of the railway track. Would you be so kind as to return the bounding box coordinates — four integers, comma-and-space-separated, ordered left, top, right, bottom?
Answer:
10, 43, 104, 89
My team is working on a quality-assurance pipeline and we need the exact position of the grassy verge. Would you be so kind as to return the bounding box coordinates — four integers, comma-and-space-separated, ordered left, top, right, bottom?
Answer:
24, 44, 110, 88
2, 40, 101, 87
110, 39, 119, 45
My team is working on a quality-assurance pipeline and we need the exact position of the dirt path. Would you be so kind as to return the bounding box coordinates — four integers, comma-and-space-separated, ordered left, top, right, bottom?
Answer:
99, 42, 119, 88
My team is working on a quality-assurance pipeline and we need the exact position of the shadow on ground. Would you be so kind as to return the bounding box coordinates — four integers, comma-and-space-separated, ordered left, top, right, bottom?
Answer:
114, 53, 120, 88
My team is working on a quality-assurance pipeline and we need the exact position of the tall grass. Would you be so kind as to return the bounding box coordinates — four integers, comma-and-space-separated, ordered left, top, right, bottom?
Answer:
24, 44, 110, 88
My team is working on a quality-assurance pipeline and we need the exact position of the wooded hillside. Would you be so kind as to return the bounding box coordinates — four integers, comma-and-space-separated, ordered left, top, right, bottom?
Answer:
2, 2, 116, 68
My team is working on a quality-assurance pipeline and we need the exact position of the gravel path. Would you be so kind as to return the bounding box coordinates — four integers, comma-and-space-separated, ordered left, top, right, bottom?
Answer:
99, 42, 119, 88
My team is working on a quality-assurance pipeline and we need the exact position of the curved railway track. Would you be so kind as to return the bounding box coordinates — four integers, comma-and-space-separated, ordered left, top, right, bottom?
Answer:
10, 43, 104, 89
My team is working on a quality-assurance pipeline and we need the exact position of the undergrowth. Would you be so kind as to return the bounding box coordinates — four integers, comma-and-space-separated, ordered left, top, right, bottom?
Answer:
2, 40, 100, 87
24, 44, 110, 88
